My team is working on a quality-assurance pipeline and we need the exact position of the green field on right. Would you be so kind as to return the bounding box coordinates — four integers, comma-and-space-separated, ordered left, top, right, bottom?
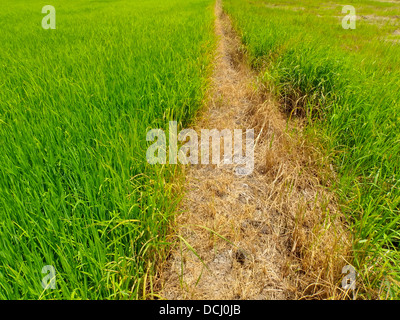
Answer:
224, 0, 400, 298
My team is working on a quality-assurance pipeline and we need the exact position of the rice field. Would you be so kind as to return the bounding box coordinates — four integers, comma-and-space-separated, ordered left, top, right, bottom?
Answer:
0, 0, 215, 299
223, 0, 400, 298
2, 0, 400, 300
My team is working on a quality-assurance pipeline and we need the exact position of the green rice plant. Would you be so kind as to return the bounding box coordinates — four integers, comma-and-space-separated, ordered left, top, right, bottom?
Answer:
0, 0, 215, 299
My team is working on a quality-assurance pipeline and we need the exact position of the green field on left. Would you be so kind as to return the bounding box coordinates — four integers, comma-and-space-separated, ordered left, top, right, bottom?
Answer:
0, 0, 215, 299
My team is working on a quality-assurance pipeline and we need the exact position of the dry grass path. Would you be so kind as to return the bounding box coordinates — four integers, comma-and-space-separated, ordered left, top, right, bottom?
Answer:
159, 0, 351, 300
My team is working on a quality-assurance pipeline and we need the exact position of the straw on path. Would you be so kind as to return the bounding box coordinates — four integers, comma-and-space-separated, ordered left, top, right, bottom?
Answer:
159, 0, 351, 300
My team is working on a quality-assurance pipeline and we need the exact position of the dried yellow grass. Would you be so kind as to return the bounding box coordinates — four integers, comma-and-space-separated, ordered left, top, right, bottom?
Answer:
157, 0, 352, 300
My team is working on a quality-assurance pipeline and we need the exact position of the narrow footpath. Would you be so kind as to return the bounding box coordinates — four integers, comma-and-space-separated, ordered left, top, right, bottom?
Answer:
159, 0, 351, 300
